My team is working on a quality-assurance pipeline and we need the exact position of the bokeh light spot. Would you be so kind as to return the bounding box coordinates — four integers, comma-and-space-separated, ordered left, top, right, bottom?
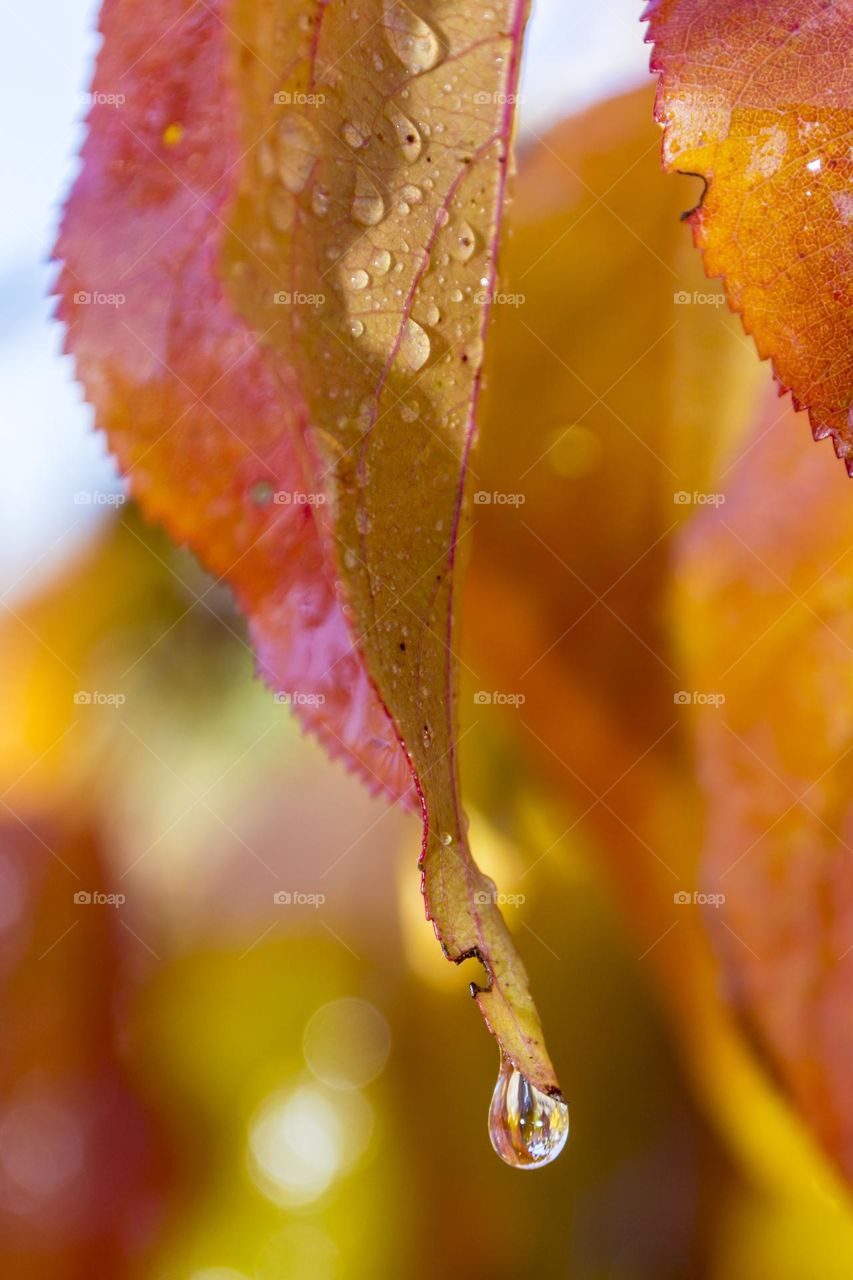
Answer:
302, 998, 391, 1090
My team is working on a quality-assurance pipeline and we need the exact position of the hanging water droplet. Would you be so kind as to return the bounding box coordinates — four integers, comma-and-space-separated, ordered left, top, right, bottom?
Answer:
449, 220, 476, 262
351, 170, 386, 226
371, 248, 392, 274
383, 0, 441, 75
385, 102, 422, 162
348, 269, 370, 291
275, 115, 320, 194
400, 318, 430, 371
488, 1057, 569, 1170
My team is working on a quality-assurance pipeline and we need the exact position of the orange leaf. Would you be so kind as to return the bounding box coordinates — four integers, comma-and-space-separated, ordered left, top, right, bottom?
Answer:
645, 0, 853, 467
676, 392, 853, 1180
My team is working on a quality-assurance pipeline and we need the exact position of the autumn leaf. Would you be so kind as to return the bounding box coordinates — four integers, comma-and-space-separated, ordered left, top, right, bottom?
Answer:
644, 0, 853, 467
55, 0, 561, 1099
675, 391, 853, 1180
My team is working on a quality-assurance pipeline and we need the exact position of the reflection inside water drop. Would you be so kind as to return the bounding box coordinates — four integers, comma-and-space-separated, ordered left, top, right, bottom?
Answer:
488, 1057, 569, 1169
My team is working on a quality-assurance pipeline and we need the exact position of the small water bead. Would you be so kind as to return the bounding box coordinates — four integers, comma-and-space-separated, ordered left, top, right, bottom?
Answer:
349, 318, 365, 337
385, 102, 422, 162
448, 220, 476, 262
356, 397, 375, 431
400, 183, 423, 204
351, 170, 386, 226
400, 318, 430, 371
488, 1057, 569, 1170
311, 185, 330, 217
438, 831, 454, 846
268, 191, 294, 232
371, 248, 392, 274
276, 115, 320, 194
348, 269, 370, 291
383, 1, 441, 75
342, 120, 369, 149
461, 336, 484, 367
422, 301, 440, 325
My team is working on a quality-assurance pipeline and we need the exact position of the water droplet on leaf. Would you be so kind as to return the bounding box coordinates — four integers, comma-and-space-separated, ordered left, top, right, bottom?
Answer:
383, 1, 441, 75
385, 102, 422, 162
488, 1057, 569, 1170
342, 120, 369, 149
311, 185, 330, 217
400, 318, 430, 371
351, 170, 386, 226
449, 220, 476, 262
276, 115, 320, 194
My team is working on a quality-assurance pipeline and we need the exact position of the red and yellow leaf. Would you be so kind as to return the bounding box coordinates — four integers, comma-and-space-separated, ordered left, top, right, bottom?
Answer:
55, 0, 560, 1095
645, 0, 853, 467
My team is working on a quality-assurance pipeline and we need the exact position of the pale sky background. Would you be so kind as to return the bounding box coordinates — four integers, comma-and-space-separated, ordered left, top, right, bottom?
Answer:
0, 0, 649, 602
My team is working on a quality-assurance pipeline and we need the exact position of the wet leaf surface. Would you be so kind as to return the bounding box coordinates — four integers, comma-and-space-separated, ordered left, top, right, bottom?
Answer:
56, 0, 560, 1095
